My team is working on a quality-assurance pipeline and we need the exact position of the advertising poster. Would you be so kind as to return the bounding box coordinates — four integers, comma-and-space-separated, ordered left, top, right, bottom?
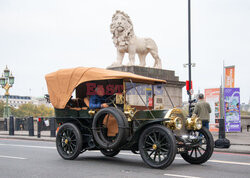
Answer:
225, 66, 235, 88
205, 88, 220, 132
224, 88, 241, 132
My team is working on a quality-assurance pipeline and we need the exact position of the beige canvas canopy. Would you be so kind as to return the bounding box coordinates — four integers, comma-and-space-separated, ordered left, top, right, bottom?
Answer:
45, 67, 166, 109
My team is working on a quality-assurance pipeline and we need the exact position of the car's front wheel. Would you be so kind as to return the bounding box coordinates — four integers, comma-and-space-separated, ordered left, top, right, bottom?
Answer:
139, 125, 176, 169
56, 123, 83, 160
180, 127, 214, 164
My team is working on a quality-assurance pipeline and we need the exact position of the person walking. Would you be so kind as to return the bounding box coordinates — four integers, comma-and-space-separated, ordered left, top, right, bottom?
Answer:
193, 93, 211, 129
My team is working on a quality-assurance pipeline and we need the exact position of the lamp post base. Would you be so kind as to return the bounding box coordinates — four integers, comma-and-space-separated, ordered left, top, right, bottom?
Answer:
215, 138, 231, 148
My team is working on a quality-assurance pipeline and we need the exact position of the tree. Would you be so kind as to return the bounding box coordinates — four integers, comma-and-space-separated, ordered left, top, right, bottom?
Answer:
0, 103, 54, 118
35, 104, 54, 117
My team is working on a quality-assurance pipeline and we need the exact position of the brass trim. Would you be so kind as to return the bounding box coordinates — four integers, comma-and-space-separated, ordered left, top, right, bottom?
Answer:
115, 93, 124, 104
65, 139, 68, 144
124, 104, 136, 122
152, 144, 157, 150
88, 110, 96, 115
164, 108, 184, 130
185, 116, 202, 130
165, 116, 183, 130
123, 80, 126, 111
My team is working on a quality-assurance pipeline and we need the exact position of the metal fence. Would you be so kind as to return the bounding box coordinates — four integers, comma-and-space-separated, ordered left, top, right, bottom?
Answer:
0, 116, 57, 137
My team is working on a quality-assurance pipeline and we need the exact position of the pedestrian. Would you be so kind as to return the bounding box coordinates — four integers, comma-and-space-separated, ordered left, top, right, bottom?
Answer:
193, 93, 211, 129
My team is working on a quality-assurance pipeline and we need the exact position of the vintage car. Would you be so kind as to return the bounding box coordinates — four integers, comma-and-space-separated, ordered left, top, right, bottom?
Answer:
45, 67, 214, 169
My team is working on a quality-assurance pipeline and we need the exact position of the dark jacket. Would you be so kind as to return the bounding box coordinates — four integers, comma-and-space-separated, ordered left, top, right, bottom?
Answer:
89, 95, 106, 109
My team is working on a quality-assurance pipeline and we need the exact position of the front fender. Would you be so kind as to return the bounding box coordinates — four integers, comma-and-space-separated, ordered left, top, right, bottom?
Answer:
130, 118, 170, 143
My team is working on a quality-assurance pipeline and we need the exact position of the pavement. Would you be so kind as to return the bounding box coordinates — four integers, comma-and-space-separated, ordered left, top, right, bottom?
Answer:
0, 130, 249, 154
0, 131, 56, 142
212, 132, 250, 154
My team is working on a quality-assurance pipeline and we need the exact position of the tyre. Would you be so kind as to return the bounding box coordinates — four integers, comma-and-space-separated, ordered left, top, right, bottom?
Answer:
139, 125, 176, 169
100, 149, 120, 157
92, 107, 128, 150
56, 123, 83, 160
180, 127, 214, 164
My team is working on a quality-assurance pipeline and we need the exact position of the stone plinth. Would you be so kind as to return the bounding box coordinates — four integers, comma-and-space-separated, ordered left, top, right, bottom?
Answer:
107, 66, 185, 109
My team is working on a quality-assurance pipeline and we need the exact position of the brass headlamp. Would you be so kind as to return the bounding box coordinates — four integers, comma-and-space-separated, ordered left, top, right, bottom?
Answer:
164, 108, 183, 130
185, 115, 202, 130
165, 116, 183, 130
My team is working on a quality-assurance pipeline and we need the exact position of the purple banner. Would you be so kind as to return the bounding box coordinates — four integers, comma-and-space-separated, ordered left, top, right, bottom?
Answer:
224, 88, 241, 132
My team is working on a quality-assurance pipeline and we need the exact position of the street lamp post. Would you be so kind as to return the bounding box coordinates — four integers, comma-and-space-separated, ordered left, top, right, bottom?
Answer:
187, 0, 193, 117
0, 66, 15, 118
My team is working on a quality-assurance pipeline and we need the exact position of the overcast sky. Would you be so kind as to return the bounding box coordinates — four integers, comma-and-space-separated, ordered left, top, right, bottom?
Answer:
0, 0, 249, 103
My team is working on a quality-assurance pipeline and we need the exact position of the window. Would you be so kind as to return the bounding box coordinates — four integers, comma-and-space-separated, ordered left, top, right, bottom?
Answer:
126, 82, 153, 107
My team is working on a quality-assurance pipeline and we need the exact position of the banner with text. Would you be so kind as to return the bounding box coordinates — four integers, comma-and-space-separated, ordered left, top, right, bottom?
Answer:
224, 88, 241, 132
225, 66, 235, 88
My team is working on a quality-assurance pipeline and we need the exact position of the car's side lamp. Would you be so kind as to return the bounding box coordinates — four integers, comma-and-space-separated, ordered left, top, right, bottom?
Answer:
88, 110, 96, 115
116, 93, 124, 104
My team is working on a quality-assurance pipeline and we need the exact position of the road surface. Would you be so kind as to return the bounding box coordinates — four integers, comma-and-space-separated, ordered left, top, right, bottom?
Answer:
0, 139, 250, 178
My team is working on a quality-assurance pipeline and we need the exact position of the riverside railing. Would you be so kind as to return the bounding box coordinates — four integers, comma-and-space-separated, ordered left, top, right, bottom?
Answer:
1, 116, 57, 137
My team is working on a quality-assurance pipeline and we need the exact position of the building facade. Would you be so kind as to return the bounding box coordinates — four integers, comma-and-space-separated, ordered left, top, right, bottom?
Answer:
0, 95, 51, 108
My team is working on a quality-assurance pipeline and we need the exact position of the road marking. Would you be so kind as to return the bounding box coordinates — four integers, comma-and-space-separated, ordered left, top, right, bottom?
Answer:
214, 151, 250, 157
209, 159, 250, 166
164, 173, 201, 178
118, 153, 250, 166
0, 155, 27, 160
0, 143, 56, 149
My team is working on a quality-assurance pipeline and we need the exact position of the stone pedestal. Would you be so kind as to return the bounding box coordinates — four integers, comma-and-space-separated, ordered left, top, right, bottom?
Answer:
107, 66, 185, 109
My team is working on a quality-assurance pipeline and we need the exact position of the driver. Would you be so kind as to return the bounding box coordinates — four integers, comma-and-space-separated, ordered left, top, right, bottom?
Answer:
89, 86, 109, 109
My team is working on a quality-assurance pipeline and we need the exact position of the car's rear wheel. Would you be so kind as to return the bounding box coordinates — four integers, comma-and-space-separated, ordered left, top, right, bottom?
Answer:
56, 123, 82, 160
139, 125, 176, 169
100, 149, 120, 157
180, 127, 214, 164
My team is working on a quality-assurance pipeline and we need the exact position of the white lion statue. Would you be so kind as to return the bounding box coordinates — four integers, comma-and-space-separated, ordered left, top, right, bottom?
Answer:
110, 10, 162, 68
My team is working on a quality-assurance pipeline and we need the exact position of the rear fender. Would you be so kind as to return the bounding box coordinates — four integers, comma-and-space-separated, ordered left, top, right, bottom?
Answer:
56, 117, 92, 135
